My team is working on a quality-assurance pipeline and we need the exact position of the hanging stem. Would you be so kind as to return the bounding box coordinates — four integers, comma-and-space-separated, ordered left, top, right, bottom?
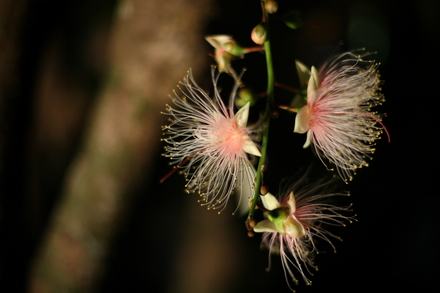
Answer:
246, 0, 275, 228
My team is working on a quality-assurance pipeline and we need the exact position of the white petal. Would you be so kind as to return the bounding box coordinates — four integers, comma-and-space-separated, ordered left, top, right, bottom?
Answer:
235, 102, 261, 156
261, 192, 280, 210
205, 35, 233, 48
235, 102, 250, 128
288, 192, 296, 213
242, 135, 261, 157
294, 106, 310, 134
295, 60, 311, 86
311, 66, 319, 85
253, 220, 277, 233
303, 129, 312, 148
234, 164, 256, 216
216, 52, 233, 72
307, 66, 319, 104
284, 216, 306, 238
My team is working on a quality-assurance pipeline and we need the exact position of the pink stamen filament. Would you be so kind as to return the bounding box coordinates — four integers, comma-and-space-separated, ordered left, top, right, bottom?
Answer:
159, 145, 212, 184
159, 156, 192, 184
159, 128, 244, 184
277, 104, 299, 112
334, 111, 391, 142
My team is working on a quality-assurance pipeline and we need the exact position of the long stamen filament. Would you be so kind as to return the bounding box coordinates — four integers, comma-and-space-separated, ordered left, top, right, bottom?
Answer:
159, 145, 212, 184
333, 111, 391, 142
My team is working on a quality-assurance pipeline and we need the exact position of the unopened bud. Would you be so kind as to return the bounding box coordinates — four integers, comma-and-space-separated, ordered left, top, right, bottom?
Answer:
205, 35, 240, 72
205, 34, 233, 49
260, 185, 268, 195
223, 41, 245, 56
264, 0, 278, 14
236, 87, 256, 107
251, 23, 267, 45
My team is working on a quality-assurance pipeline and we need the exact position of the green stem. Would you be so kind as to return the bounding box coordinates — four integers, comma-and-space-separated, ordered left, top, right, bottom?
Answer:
247, 1, 275, 227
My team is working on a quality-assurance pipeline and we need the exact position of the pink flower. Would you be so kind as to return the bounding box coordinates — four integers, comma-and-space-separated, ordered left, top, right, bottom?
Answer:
253, 174, 353, 289
294, 52, 387, 182
161, 68, 261, 212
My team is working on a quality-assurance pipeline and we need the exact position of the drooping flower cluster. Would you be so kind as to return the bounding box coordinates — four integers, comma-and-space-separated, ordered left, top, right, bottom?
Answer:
161, 68, 261, 212
254, 174, 354, 289
294, 51, 387, 182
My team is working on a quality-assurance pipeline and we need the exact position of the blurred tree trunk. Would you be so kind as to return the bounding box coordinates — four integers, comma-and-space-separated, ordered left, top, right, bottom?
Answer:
28, 0, 212, 292
0, 2, 28, 199
0, 1, 28, 149
0, 1, 31, 291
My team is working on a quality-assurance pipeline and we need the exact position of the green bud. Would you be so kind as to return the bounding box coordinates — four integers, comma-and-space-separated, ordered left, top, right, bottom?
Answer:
235, 87, 257, 107
251, 23, 267, 45
264, 0, 278, 14
223, 41, 245, 56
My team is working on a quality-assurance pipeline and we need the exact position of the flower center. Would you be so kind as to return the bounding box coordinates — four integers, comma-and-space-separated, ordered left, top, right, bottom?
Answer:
213, 119, 246, 157
268, 205, 305, 238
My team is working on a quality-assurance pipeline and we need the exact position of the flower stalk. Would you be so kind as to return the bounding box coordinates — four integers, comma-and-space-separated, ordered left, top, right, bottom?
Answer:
247, 0, 275, 228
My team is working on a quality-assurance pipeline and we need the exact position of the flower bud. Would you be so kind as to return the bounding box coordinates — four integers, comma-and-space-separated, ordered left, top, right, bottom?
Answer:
264, 0, 278, 14
205, 35, 233, 49
205, 35, 244, 72
236, 87, 256, 107
251, 23, 267, 45
223, 41, 245, 56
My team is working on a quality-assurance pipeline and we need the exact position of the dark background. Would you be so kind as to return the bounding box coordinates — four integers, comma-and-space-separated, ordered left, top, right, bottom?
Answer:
0, 0, 438, 292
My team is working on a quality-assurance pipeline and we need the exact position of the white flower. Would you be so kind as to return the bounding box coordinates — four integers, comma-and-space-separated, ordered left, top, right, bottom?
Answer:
254, 174, 354, 289
254, 192, 305, 239
205, 35, 243, 73
162, 68, 261, 212
294, 51, 387, 182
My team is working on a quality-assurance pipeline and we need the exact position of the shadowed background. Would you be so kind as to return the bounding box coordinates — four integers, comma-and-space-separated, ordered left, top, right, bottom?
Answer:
0, 0, 438, 292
